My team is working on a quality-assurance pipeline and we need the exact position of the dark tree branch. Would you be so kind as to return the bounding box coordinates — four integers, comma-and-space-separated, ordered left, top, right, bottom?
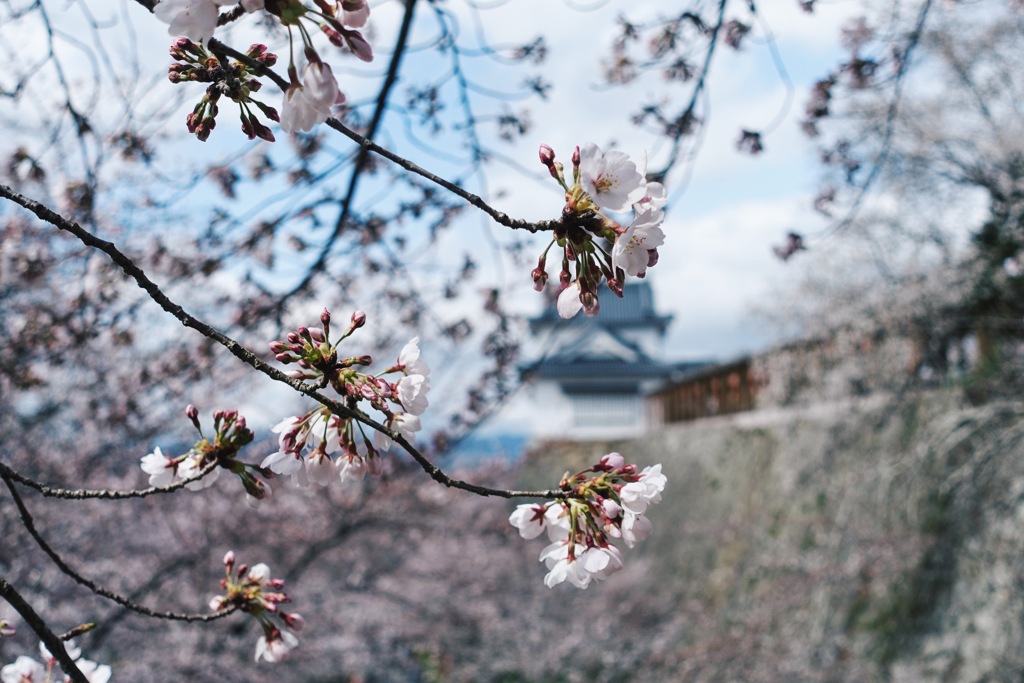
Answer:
2, 472, 240, 623
0, 577, 89, 683
0, 184, 567, 501
0, 459, 219, 501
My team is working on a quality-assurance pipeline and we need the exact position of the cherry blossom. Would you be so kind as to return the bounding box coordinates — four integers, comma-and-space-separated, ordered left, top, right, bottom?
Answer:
632, 181, 668, 213
540, 540, 593, 589
397, 374, 430, 415
280, 62, 344, 134
611, 208, 666, 278
508, 503, 551, 540
140, 447, 177, 487
578, 143, 647, 213
178, 452, 221, 491
1, 656, 45, 683
620, 512, 654, 548
509, 453, 666, 588
619, 464, 667, 514
153, 0, 231, 43
338, 0, 370, 28
581, 544, 624, 580
305, 450, 337, 486
398, 337, 431, 376
255, 629, 299, 663
260, 449, 303, 476
247, 563, 271, 583
17, 640, 113, 683
556, 282, 584, 319
373, 412, 422, 452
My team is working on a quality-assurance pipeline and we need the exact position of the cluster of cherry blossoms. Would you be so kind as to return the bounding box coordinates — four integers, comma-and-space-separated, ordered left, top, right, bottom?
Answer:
509, 453, 667, 588
0, 641, 111, 683
140, 405, 272, 504
209, 552, 304, 664
263, 308, 430, 486
156, 0, 372, 139
533, 143, 667, 319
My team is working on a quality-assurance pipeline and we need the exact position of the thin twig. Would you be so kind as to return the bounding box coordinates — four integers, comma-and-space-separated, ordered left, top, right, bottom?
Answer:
1, 472, 240, 622
207, 40, 561, 236
0, 459, 219, 501
282, 0, 420, 302
826, 0, 934, 237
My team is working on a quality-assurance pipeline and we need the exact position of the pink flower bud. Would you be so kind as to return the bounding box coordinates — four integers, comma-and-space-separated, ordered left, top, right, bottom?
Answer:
350, 309, 366, 329
582, 291, 600, 317
282, 613, 305, 633
223, 550, 236, 567
342, 28, 373, 62
598, 452, 626, 470
531, 266, 548, 292
268, 578, 286, 589
308, 327, 326, 343
539, 144, 555, 167
320, 307, 331, 333
186, 404, 199, 425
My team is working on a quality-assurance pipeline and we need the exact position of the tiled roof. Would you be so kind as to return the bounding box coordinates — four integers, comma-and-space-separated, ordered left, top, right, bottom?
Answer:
529, 281, 673, 332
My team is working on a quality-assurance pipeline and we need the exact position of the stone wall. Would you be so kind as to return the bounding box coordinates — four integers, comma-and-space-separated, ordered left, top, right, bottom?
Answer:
527, 389, 1024, 681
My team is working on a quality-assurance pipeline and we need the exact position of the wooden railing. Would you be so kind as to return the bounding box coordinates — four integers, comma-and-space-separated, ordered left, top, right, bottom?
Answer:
649, 358, 760, 424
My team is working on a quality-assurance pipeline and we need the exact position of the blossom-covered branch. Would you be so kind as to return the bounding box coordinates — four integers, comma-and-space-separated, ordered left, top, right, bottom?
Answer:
510, 453, 667, 589
0, 184, 566, 501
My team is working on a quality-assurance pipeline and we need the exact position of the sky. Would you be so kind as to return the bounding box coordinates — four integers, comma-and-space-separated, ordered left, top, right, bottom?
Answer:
0, 0, 867, 435
402, 0, 865, 361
